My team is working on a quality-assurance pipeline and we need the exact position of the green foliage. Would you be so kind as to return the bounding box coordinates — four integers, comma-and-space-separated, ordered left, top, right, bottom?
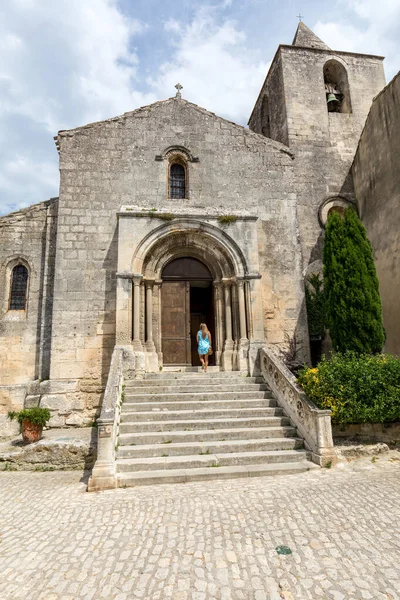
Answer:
323, 208, 385, 353
305, 274, 325, 338
157, 213, 175, 221
218, 215, 238, 225
8, 407, 51, 427
2, 462, 18, 471
146, 209, 175, 221
298, 352, 400, 424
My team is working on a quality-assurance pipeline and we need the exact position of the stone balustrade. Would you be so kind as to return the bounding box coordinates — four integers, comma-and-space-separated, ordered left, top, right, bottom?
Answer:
88, 345, 135, 491
259, 347, 337, 466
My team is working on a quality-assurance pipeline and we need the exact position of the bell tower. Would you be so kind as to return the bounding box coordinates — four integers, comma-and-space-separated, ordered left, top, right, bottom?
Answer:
249, 22, 386, 150
248, 22, 387, 269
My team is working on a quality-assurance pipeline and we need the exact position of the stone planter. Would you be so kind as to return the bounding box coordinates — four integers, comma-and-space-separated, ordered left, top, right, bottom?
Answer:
21, 420, 43, 445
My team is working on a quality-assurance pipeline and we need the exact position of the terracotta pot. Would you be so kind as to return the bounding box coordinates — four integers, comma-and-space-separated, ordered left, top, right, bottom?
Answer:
21, 420, 43, 445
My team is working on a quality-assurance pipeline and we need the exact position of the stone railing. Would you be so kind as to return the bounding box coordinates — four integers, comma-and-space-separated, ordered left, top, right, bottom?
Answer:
259, 347, 336, 466
88, 345, 134, 491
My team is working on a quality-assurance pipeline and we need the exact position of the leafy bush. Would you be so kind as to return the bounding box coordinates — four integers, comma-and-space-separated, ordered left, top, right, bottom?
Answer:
8, 407, 51, 427
297, 352, 400, 424
323, 208, 385, 353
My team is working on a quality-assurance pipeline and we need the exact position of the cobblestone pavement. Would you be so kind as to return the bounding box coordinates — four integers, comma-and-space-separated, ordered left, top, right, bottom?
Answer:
1, 455, 400, 600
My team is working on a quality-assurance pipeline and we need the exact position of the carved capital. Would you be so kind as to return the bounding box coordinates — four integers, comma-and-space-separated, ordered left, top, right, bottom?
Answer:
132, 273, 143, 286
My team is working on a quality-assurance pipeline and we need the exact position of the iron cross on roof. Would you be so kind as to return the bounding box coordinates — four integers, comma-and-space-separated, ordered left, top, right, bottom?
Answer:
297, 13, 304, 22
175, 83, 183, 98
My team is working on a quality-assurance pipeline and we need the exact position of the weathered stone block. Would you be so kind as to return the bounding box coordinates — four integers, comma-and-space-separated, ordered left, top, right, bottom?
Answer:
65, 413, 84, 426
39, 379, 79, 394
24, 395, 41, 408
47, 414, 66, 428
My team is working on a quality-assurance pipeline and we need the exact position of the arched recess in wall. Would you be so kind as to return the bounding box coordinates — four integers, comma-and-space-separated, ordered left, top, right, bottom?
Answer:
4, 257, 30, 313
318, 196, 356, 227
323, 59, 352, 114
261, 94, 271, 137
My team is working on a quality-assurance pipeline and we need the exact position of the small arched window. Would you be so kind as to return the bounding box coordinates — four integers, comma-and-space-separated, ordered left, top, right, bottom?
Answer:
170, 163, 186, 199
323, 59, 352, 114
9, 264, 29, 310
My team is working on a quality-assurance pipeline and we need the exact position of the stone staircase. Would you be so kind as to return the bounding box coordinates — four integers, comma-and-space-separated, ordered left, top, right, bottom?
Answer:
116, 368, 317, 486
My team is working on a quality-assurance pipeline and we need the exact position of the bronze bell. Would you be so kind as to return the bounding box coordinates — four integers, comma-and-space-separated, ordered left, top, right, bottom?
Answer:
327, 93, 341, 111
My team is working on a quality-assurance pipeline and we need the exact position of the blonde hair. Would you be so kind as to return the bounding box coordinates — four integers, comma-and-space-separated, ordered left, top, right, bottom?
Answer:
200, 323, 209, 339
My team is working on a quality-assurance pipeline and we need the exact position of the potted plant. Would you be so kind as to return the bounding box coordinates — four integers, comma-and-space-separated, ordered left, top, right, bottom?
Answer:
8, 407, 51, 444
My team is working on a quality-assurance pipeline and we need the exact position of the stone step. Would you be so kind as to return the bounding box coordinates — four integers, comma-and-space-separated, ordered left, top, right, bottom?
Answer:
161, 366, 222, 373
142, 371, 245, 380
120, 406, 277, 422
117, 461, 317, 487
116, 449, 309, 472
126, 377, 264, 388
121, 398, 276, 413
117, 436, 303, 458
119, 414, 288, 434
123, 391, 270, 402
124, 383, 269, 394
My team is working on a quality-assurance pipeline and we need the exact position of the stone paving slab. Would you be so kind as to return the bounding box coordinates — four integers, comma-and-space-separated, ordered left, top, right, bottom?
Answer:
1, 453, 400, 599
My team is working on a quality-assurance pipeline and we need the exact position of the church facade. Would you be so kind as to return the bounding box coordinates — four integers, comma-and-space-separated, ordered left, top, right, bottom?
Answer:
0, 24, 388, 434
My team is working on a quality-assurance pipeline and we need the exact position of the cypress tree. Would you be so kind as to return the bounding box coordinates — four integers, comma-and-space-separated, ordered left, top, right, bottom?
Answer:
323, 207, 385, 354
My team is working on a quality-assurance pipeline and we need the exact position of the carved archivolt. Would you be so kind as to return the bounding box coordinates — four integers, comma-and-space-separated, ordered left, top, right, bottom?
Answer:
132, 219, 248, 280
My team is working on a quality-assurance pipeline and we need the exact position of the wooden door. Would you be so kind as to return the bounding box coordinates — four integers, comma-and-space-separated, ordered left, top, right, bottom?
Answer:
161, 281, 191, 365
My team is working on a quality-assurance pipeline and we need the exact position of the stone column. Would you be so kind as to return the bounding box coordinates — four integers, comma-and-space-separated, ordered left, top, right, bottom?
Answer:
213, 281, 223, 366
222, 280, 234, 371
224, 281, 233, 344
132, 274, 143, 351
116, 272, 133, 345
145, 280, 156, 352
237, 279, 248, 341
237, 279, 250, 372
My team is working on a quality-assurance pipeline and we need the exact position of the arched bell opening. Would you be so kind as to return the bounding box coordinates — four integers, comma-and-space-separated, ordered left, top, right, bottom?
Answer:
161, 257, 216, 367
323, 59, 352, 114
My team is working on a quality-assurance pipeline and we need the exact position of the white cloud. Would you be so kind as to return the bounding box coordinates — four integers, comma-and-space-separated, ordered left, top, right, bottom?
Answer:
314, 0, 400, 79
150, 9, 268, 123
0, 0, 147, 213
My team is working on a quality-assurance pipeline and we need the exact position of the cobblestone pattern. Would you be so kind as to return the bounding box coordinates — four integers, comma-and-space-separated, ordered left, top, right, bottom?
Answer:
1, 458, 400, 599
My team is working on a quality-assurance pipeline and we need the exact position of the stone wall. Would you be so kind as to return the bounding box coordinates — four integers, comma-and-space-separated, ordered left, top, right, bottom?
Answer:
0, 199, 57, 435
249, 45, 386, 272
352, 72, 400, 355
46, 97, 309, 418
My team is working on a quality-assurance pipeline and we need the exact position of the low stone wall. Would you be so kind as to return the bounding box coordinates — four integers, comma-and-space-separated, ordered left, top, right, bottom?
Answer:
333, 422, 400, 446
0, 427, 97, 471
88, 345, 135, 491
259, 347, 336, 466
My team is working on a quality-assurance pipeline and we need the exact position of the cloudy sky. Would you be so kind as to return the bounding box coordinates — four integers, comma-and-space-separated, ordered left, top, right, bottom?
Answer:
1, 0, 399, 215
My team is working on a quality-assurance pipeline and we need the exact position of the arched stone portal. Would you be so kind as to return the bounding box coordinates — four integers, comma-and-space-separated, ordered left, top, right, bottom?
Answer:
116, 218, 262, 372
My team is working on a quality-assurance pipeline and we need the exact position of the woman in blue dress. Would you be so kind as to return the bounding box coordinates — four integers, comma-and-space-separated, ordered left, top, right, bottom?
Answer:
197, 323, 212, 372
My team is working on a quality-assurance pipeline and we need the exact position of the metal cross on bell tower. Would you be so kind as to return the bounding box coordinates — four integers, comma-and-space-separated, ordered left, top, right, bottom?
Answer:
175, 83, 183, 99
297, 13, 304, 22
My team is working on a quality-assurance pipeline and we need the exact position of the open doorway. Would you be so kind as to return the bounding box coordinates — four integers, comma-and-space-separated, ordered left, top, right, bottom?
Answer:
190, 283, 215, 366
161, 257, 215, 366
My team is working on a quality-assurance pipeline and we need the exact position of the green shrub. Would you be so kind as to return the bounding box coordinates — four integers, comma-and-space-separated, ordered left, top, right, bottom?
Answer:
305, 273, 325, 338
297, 352, 400, 424
8, 407, 51, 427
323, 208, 385, 353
